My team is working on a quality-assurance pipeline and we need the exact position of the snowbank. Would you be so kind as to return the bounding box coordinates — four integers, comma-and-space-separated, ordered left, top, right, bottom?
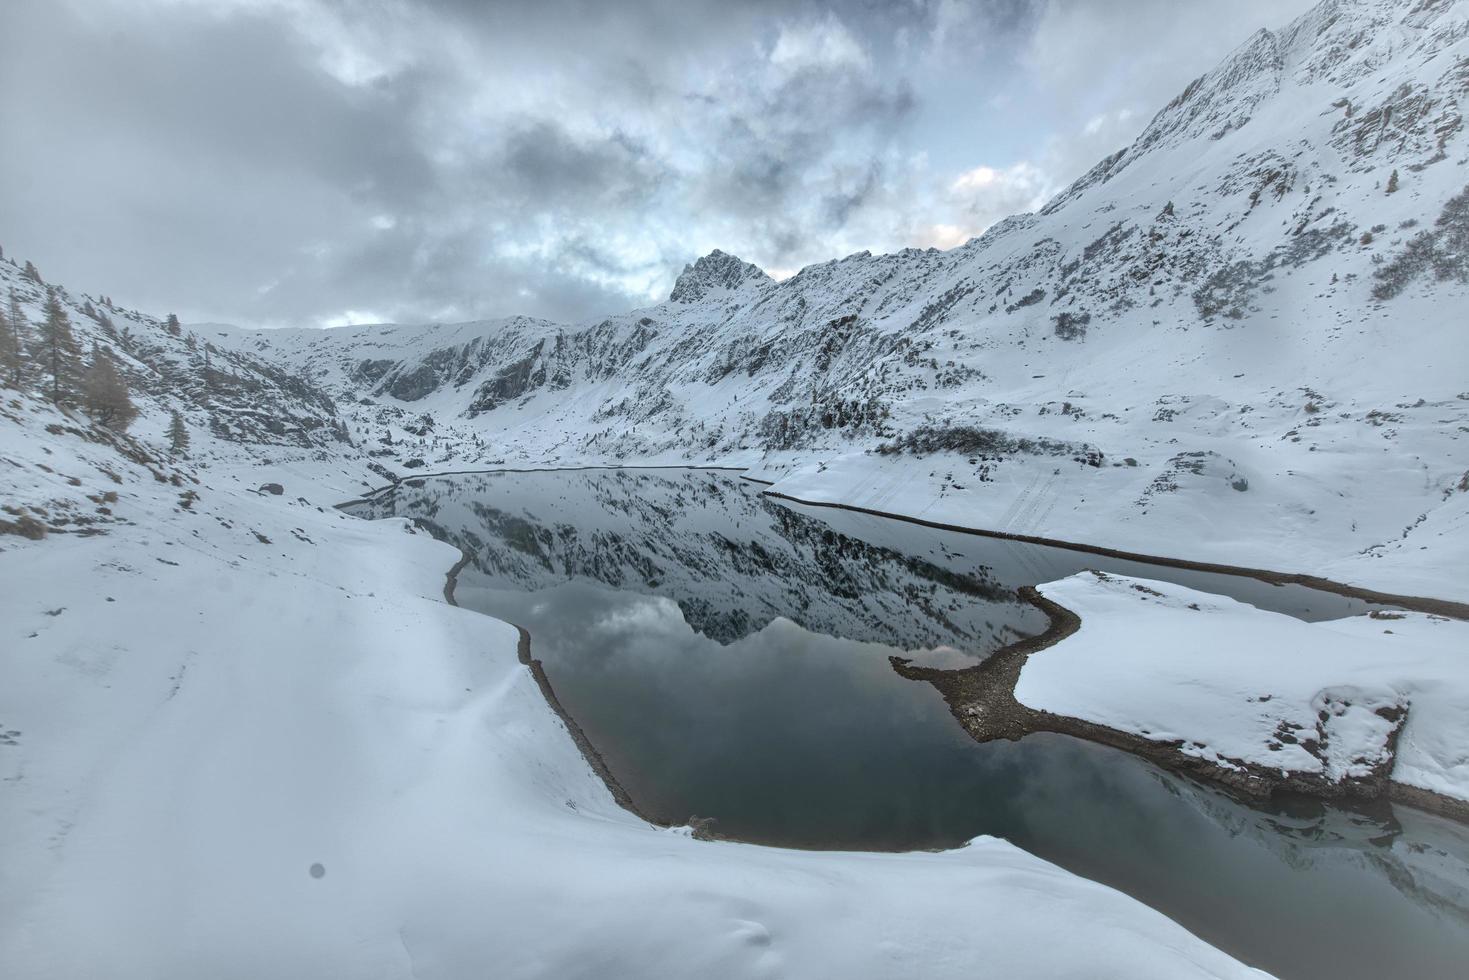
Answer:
1016, 571, 1469, 805
759, 448, 1469, 608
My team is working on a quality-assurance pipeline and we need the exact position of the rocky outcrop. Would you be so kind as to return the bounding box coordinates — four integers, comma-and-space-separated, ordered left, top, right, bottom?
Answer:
668, 249, 772, 303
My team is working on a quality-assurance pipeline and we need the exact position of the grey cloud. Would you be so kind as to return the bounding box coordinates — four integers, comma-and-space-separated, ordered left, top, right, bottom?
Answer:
493, 123, 668, 211
820, 162, 887, 229
687, 51, 916, 264
3, 2, 432, 206
0, 0, 1304, 327
0, 0, 437, 322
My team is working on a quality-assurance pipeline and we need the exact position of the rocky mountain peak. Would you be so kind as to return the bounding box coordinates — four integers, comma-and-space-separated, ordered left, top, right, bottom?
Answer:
668, 249, 772, 303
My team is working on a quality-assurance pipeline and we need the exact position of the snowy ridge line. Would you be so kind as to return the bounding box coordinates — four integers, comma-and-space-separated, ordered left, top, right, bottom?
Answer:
436, 539, 653, 825
756, 487, 1469, 620
894, 581, 1469, 824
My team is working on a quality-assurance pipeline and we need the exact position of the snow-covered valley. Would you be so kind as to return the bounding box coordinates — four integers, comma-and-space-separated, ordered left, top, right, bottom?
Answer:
1, 398, 1285, 980
3, 0, 1469, 975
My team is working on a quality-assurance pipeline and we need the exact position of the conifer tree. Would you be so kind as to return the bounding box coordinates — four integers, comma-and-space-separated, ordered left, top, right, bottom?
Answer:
168, 411, 190, 455
22, 260, 42, 283
39, 289, 80, 404
5, 289, 25, 387
165, 313, 182, 337
1386, 169, 1400, 194
0, 302, 17, 388
82, 344, 137, 430
168, 410, 191, 455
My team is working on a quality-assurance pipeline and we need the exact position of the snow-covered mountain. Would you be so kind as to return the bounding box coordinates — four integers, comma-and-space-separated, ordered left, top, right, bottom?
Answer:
196, 0, 1468, 601
2, 0, 1466, 599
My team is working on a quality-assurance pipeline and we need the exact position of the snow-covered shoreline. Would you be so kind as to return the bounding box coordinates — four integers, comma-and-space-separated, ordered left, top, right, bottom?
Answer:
749, 450, 1469, 610
2, 398, 1279, 978
750, 471, 1469, 617
354, 461, 1469, 825
338, 460, 1469, 617
1021, 573, 1469, 816
336, 459, 1469, 820
896, 568, 1469, 822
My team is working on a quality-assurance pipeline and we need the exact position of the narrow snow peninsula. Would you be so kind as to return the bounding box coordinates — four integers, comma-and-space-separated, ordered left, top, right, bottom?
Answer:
0, 402, 1265, 978
1016, 572, 1469, 812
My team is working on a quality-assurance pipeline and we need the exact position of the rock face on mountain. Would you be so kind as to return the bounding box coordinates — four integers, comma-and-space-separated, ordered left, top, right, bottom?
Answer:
3, 0, 1466, 600
668, 249, 773, 303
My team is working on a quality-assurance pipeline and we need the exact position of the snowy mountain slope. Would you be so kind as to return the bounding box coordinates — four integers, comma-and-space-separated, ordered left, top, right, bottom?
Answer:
203, 0, 1469, 600
0, 259, 349, 464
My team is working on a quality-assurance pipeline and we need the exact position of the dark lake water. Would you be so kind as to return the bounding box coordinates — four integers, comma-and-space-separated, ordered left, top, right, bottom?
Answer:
346, 467, 1469, 980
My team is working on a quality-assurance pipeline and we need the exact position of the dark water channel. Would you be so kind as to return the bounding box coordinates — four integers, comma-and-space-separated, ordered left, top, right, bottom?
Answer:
346, 467, 1469, 980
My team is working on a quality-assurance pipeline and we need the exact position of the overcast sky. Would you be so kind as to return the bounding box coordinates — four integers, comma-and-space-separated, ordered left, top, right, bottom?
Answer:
1, 0, 1317, 328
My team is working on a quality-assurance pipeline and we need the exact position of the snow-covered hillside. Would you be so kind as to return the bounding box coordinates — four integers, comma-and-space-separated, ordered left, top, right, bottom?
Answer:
0, 365, 1273, 979
0, 245, 1276, 977
193, 0, 1469, 603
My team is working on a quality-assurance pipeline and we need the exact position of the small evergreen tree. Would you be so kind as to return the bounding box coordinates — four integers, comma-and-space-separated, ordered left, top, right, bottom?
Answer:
22, 260, 42, 283
5, 289, 25, 387
39, 289, 80, 404
165, 313, 181, 337
0, 302, 16, 388
168, 410, 191, 455
1386, 169, 1400, 194
82, 344, 137, 430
